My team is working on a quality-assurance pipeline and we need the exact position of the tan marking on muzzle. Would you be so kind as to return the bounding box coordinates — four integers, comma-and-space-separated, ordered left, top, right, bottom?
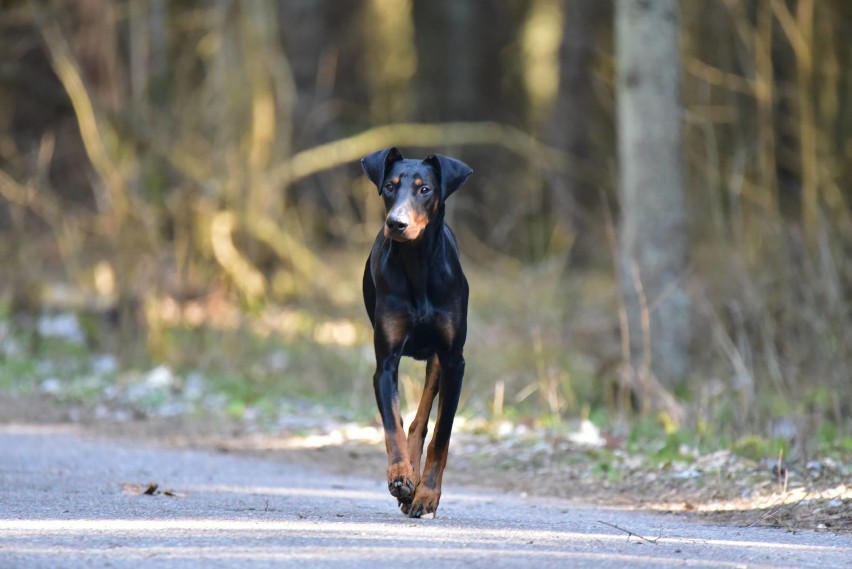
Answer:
386, 197, 427, 241
408, 208, 428, 237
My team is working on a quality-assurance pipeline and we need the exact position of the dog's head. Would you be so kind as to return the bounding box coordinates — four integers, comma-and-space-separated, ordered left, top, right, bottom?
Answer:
361, 147, 472, 242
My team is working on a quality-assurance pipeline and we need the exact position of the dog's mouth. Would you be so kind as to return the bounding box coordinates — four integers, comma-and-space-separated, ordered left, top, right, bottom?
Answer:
384, 224, 421, 242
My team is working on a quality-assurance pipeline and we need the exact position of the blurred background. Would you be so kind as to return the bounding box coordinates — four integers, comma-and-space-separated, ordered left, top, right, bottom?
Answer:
0, 0, 849, 459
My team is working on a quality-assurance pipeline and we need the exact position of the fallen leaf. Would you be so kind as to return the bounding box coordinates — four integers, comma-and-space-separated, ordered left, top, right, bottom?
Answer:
122, 481, 185, 497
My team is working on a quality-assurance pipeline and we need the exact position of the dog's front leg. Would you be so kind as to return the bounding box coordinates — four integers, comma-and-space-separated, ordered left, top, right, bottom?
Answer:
373, 325, 415, 505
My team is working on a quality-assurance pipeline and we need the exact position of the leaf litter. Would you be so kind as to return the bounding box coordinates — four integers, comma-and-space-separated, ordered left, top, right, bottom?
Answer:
122, 481, 187, 498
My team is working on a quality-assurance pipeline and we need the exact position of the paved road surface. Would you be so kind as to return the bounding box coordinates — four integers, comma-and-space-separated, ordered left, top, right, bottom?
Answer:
0, 425, 849, 568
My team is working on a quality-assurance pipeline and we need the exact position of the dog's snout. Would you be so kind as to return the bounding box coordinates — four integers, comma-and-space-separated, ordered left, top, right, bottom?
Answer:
386, 216, 409, 233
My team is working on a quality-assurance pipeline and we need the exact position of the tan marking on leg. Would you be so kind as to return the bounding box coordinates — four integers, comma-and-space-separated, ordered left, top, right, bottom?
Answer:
408, 209, 428, 239
386, 402, 415, 503
410, 483, 440, 518
406, 356, 440, 485
410, 435, 449, 518
411, 360, 462, 519
418, 395, 448, 488
436, 315, 456, 348
376, 314, 412, 504
387, 402, 408, 462
381, 314, 409, 345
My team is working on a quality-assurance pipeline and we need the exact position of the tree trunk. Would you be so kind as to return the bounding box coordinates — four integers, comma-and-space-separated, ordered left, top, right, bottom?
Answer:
546, 0, 609, 263
616, 0, 690, 392
363, 0, 416, 124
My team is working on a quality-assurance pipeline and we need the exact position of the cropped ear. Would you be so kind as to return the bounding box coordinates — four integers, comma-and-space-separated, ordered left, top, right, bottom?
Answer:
423, 154, 473, 200
361, 147, 403, 193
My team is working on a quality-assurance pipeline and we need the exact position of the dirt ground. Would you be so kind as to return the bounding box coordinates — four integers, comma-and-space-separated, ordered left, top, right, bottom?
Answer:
2, 393, 849, 534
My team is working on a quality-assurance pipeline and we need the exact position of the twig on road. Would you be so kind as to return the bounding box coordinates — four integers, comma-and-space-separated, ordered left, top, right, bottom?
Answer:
597, 520, 661, 544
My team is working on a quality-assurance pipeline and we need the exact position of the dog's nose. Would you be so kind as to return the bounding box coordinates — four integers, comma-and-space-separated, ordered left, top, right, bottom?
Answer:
386, 216, 408, 232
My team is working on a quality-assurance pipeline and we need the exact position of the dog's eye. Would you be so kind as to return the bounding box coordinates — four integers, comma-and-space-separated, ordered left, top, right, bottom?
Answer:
419, 185, 432, 195
384, 184, 394, 194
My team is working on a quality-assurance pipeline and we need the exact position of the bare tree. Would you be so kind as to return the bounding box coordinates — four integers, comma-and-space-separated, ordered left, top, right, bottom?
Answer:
616, 0, 690, 394
546, 0, 609, 262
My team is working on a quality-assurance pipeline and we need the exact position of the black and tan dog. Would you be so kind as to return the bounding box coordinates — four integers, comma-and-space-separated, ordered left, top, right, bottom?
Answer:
361, 147, 472, 518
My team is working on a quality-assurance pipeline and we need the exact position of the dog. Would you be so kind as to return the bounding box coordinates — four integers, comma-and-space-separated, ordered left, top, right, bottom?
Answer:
360, 147, 472, 518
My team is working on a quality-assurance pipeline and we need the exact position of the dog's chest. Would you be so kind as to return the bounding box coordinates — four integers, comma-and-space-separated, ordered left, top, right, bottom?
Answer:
405, 320, 442, 360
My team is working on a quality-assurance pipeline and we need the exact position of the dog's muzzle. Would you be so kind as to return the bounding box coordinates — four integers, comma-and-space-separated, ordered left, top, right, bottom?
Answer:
386, 214, 409, 235
385, 207, 414, 241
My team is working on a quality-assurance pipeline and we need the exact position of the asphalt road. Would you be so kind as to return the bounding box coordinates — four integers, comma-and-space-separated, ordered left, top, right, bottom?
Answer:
0, 425, 849, 568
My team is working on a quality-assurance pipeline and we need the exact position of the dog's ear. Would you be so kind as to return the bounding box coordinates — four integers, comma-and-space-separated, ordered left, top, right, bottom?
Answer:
423, 154, 473, 200
361, 147, 403, 193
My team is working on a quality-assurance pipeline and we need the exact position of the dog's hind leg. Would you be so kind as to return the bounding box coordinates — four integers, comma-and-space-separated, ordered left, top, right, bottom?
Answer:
399, 354, 440, 514
408, 353, 464, 518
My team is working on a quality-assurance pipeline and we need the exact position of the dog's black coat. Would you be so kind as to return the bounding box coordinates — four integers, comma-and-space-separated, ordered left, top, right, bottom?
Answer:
361, 147, 472, 518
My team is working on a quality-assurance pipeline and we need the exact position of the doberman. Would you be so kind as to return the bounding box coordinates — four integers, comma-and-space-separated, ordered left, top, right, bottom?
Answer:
360, 147, 472, 518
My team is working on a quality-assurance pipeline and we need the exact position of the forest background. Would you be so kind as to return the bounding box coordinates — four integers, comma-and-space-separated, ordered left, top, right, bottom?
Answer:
0, 0, 849, 468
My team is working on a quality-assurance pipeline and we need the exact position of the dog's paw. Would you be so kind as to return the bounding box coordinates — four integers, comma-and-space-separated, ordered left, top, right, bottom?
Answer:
388, 477, 415, 503
387, 462, 416, 504
408, 484, 440, 519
